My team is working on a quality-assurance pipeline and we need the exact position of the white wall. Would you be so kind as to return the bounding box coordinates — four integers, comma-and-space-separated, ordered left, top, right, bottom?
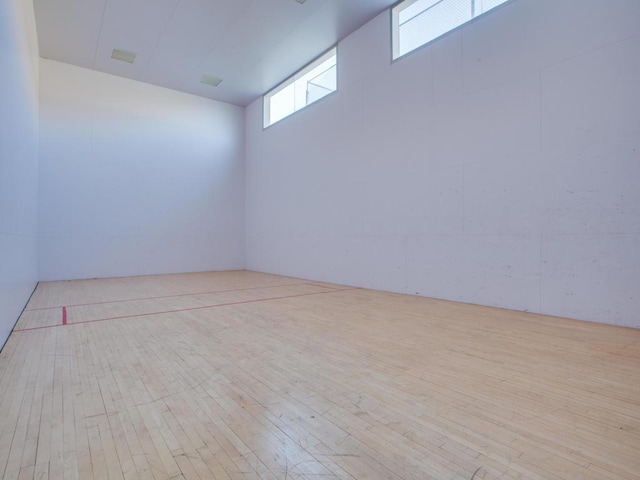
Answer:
39, 60, 245, 280
246, 0, 640, 328
0, 0, 40, 347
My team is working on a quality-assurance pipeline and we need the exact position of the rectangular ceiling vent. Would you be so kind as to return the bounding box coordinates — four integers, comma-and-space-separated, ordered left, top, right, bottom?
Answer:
111, 49, 136, 64
200, 75, 223, 87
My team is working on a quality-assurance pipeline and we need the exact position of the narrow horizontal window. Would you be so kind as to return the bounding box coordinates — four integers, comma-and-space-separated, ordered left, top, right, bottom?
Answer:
392, 0, 510, 60
263, 47, 337, 128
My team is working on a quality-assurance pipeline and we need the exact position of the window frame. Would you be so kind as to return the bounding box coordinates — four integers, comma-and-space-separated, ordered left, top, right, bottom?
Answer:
263, 46, 338, 129
390, 0, 514, 61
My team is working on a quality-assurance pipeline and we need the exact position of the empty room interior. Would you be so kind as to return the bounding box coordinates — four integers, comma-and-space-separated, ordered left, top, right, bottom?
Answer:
1, 0, 640, 478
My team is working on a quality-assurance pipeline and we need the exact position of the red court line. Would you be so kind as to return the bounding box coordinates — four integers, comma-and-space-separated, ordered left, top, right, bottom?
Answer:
24, 282, 324, 312
62, 306, 67, 325
13, 287, 359, 333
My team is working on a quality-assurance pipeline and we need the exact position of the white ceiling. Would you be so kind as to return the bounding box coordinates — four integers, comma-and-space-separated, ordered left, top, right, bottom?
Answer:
34, 0, 397, 106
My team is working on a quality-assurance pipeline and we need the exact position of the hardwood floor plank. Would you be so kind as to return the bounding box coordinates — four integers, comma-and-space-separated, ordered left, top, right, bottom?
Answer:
1, 271, 638, 479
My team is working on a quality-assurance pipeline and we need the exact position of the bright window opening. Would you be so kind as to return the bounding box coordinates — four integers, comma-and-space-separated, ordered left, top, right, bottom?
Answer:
392, 0, 510, 59
263, 47, 337, 128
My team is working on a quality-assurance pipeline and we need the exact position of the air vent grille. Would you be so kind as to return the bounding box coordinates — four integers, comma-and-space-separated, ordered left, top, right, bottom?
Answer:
200, 75, 223, 87
111, 49, 136, 64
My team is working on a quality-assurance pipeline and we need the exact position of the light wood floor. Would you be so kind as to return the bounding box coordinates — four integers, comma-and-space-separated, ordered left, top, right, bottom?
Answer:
1, 271, 639, 480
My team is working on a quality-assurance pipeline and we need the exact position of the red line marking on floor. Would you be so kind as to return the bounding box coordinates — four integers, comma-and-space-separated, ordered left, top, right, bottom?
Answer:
62, 306, 67, 325
23, 282, 326, 311
12, 324, 62, 333
13, 287, 358, 333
